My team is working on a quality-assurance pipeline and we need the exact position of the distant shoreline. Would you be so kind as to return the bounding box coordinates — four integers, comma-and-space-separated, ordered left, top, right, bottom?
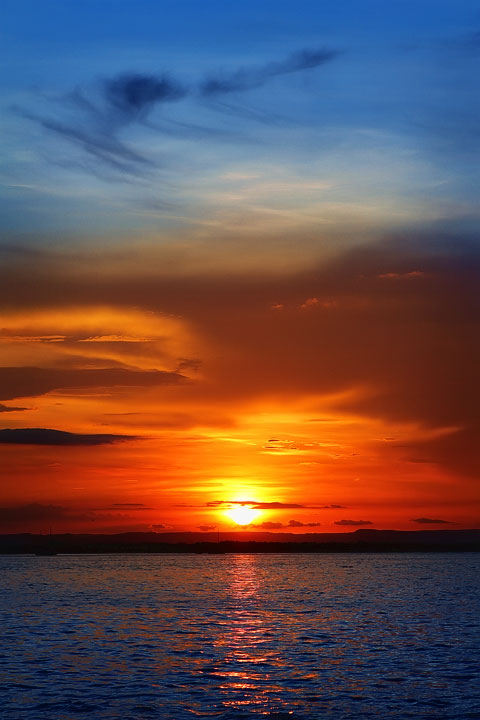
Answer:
1, 529, 479, 554
1, 549, 479, 556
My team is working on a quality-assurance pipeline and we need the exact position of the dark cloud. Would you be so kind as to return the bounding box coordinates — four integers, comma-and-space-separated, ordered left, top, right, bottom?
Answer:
0, 403, 27, 413
198, 524, 217, 531
411, 517, 455, 525
177, 357, 202, 372
248, 519, 322, 529
0, 502, 94, 529
110, 503, 147, 508
207, 500, 305, 509
320, 504, 346, 509
0, 366, 184, 402
335, 519, 373, 526
104, 73, 186, 120
250, 521, 285, 530
252, 501, 305, 509
0, 428, 136, 446
201, 47, 338, 96
99, 504, 152, 511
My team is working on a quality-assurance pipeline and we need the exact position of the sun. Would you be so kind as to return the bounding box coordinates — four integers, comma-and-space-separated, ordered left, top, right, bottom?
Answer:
225, 506, 260, 526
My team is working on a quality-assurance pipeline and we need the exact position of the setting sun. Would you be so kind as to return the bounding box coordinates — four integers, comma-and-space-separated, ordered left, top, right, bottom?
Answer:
225, 506, 260, 526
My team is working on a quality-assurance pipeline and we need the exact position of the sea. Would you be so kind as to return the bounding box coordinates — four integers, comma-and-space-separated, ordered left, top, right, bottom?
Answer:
1, 553, 479, 720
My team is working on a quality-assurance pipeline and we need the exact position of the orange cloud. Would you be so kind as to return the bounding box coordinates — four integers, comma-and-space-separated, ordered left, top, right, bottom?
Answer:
0, 236, 478, 532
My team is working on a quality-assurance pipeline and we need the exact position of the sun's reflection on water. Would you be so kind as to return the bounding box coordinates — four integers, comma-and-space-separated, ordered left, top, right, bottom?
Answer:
212, 554, 290, 714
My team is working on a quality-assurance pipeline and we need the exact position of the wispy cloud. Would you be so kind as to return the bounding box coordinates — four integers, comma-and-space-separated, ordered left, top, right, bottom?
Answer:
200, 48, 338, 96
334, 519, 373, 526
17, 47, 338, 177
18, 106, 154, 177
377, 270, 425, 280
0, 366, 185, 402
16, 73, 186, 176
110, 503, 147, 508
207, 500, 305, 509
0, 403, 27, 413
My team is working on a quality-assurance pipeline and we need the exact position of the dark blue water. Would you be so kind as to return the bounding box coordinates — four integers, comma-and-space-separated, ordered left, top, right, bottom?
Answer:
1, 553, 479, 719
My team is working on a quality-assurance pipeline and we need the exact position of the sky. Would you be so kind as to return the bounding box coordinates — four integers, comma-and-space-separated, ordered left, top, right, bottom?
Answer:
1, 0, 479, 534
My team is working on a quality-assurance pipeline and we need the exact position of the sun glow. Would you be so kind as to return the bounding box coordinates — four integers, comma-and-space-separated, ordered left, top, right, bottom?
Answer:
225, 506, 261, 526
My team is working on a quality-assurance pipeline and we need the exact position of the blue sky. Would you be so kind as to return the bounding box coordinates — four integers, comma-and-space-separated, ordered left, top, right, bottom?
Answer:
2, 0, 480, 241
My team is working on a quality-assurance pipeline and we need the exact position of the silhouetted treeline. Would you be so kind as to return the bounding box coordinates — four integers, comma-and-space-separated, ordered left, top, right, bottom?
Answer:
0, 529, 479, 554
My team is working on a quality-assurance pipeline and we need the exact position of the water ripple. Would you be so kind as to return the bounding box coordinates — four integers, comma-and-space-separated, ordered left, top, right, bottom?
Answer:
0, 553, 479, 719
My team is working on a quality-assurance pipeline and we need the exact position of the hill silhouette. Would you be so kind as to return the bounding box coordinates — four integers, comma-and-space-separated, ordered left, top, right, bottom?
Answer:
1, 528, 479, 554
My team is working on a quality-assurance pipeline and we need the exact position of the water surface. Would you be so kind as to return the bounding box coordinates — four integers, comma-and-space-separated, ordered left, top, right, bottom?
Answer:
1, 553, 479, 719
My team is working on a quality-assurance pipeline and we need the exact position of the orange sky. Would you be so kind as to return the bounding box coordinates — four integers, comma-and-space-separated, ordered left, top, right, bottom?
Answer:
3, 5, 480, 535
1, 237, 478, 534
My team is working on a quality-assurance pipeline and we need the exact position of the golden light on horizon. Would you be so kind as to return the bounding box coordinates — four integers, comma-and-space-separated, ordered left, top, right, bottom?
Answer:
224, 506, 261, 526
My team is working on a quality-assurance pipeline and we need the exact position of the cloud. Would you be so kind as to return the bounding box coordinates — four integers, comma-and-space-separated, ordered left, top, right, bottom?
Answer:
0, 366, 184, 402
177, 358, 202, 372
200, 47, 338, 96
18, 47, 337, 177
99, 504, 152, 511
0, 428, 136, 446
252, 501, 305, 509
377, 270, 425, 280
0, 234, 478, 478
250, 521, 285, 529
110, 503, 147, 509
103, 73, 186, 120
263, 439, 300, 452
411, 517, 455, 524
0, 403, 27, 413
334, 519, 373, 526
112, 503, 145, 509
207, 500, 305, 509
17, 72, 187, 176
0, 502, 95, 528
299, 297, 320, 310
198, 524, 217, 531
248, 519, 322, 529
77, 335, 150, 343
18, 106, 153, 176
207, 500, 341, 513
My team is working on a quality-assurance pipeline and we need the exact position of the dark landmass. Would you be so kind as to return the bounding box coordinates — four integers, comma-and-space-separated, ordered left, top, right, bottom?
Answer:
0, 528, 479, 554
